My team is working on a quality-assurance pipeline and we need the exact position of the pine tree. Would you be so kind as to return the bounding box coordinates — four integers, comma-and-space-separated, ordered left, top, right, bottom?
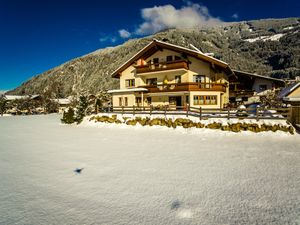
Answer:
61, 107, 75, 124
74, 95, 88, 124
0, 95, 7, 116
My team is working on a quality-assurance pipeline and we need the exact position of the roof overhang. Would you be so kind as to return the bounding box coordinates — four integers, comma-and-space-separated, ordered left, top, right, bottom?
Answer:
111, 39, 233, 78
107, 88, 148, 94
283, 97, 300, 102
232, 70, 285, 83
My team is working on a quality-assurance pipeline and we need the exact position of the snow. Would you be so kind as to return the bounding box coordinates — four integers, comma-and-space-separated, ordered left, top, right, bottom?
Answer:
244, 33, 285, 42
53, 98, 71, 105
283, 26, 294, 30
0, 114, 300, 225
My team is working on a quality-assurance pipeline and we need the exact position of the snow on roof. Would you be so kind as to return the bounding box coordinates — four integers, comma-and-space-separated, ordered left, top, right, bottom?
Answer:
153, 39, 228, 66
5, 95, 30, 100
283, 97, 300, 102
4, 95, 40, 100
52, 98, 71, 105
278, 82, 300, 99
107, 88, 148, 94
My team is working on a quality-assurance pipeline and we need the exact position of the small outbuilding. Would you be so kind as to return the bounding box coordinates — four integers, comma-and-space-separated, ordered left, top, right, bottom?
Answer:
278, 82, 300, 106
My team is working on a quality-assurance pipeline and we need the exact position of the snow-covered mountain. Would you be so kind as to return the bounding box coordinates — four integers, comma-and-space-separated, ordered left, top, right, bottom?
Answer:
8, 17, 300, 97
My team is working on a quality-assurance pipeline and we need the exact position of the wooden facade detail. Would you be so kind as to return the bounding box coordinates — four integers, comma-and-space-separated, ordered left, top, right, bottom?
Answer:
134, 60, 189, 74
139, 82, 227, 93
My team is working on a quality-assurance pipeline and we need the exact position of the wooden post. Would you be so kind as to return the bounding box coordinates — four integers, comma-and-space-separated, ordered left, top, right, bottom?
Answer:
186, 104, 189, 117
288, 106, 292, 123
133, 105, 135, 116
199, 107, 202, 120
164, 105, 167, 117
256, 106, 259, 121
227, 107, 230, 120
150, 105, 152, 116
122, 106, 124, 115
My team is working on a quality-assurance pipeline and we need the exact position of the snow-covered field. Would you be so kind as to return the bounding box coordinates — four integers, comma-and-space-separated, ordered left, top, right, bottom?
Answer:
0, 114, 299, 225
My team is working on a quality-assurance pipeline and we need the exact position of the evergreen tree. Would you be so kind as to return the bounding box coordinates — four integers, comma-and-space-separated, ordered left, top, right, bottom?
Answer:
0, 95, 7, 116
74, 95, 88, 124
61, 107, 75, 124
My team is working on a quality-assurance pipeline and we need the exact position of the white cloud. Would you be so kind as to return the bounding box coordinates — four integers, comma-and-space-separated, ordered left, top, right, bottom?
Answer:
99, 36, 117, 43
132, 2, 222, 35
232, 13, 239, 19
118, 29, 131, 38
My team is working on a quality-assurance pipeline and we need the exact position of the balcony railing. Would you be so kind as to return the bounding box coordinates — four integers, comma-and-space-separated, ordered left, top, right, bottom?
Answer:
139, 82, 227, 93
134, 60, 189, 74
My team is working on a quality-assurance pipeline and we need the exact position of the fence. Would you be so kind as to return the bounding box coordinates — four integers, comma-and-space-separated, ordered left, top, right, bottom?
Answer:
100, 105, 291, 121
289, 106, 300, 125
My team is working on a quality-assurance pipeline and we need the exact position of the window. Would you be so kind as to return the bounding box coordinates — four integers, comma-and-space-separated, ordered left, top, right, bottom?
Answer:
153, 58, 159, 64
193, 75, 206, 83
174, 55, 181, 61
259, 84, 267, 91
125, 79, 135, 87
136, 97, 141, 106
119, 97, 123, 106
124, 97, 128, 106
193, 95, 217, 105
146, 78, 157, 86
146, 97, 152, 105
175, 75, 181, 83
166, 55, 173, 62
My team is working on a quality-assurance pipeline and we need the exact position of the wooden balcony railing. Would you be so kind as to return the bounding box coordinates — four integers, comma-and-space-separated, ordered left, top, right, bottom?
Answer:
139, 82, 227, 93
134, 60, 189, 74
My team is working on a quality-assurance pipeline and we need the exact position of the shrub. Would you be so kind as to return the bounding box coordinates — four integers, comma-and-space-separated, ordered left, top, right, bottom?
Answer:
74, 95, 88, 124
61, 107, 75, 124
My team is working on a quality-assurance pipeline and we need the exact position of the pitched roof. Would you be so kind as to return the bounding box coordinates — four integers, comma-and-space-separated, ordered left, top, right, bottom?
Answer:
111, 39, 233, 78
278, 82, 300, 99
232, 70, 285, 83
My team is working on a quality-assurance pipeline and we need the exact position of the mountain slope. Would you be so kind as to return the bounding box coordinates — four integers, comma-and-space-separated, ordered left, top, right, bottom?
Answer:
8, 18, 300, 96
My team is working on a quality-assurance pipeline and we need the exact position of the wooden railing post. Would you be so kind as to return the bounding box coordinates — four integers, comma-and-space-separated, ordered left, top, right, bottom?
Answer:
133, 105, 135, 116
227, 107, 230, 120
150, 105, 152, 116
164, 105, 167, 117
186, 104, 190, 117
256, 106, 259, 121
122, 106, 124, 115
199, 107, 202, 120
288, 106, 292, 123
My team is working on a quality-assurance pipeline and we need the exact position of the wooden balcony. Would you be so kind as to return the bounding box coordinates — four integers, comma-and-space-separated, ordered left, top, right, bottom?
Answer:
139, 82, 227, 93
134, 60, 189, 74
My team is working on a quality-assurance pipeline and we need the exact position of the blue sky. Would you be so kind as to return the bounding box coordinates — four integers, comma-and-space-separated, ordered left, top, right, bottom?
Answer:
0, 0, 299, 91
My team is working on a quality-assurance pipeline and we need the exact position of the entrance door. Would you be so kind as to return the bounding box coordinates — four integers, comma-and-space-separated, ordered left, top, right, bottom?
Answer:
175, 96, 182, 107
169, 96, 182, 109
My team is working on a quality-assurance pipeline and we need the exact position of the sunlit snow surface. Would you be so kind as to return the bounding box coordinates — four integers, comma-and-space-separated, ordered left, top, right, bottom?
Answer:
0, 114, 299, 225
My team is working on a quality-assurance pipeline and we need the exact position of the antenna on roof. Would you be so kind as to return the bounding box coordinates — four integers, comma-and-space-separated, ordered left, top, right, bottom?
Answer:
189, 44, 203, 53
